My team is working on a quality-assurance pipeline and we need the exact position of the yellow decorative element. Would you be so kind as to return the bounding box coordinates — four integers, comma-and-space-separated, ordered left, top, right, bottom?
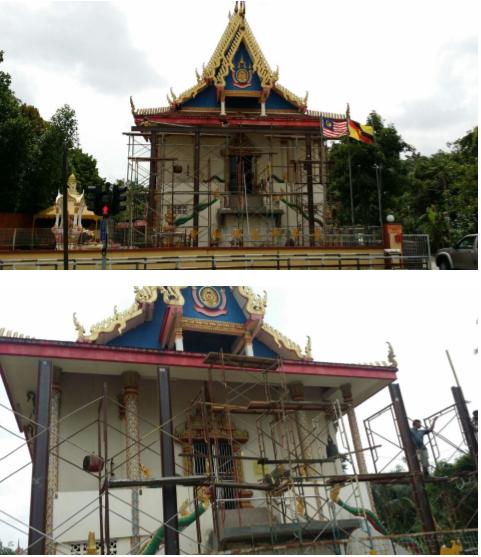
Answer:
251, 228, 260, 241
271, 228, 281, 239
440, 540, 463, 555
304, 336, 312, 359
368, 550, 378, 555
0, 328, 31, 339
179, 499, 190, 517
232, 228, 242, 239
292, 228, 300, 239
191, 228, 199, 240
140, 464, 151, 479
73, 312, 86, 338
87, 301, 144, 342
386, 341, 398, 367
86, 531, 97, 555
182, 317, 245, 335
67, 174, 78, 195
314, 228, 322, 242
158, 286, 185, 306
237, 286, 267, 315
133, 286, 159, 304
330, 484, 342, 503
262, 322, 303, 359
296, 496, 305, 515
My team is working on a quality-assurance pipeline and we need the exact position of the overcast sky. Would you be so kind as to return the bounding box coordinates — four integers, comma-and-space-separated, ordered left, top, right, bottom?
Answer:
0, 272, 479, 545
0, 0, 478, 181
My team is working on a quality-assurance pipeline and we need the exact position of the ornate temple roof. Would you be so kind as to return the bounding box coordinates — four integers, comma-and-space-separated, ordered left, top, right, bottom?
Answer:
74, 286, 313, 361
131, 2, 346, 125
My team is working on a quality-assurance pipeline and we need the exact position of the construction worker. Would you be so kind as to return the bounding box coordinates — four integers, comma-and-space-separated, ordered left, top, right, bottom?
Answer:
410, 417, 438, 477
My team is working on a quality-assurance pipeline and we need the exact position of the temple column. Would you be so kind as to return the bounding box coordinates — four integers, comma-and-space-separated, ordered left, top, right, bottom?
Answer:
122, 371, 141, 553
340, 384, 367, 474
244, 332, 254, 357
174, 327, 184, 351
288, 382, 324, 517
260, 101, 266, 117
45, 367, 62, 555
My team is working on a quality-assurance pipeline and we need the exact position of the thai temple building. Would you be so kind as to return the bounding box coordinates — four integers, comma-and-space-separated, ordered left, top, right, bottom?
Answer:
128, 1, 345, 250
0, 286, 404, 555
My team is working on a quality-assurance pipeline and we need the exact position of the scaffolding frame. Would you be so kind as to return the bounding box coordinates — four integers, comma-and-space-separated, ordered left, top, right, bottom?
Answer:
0, 355, 478, 555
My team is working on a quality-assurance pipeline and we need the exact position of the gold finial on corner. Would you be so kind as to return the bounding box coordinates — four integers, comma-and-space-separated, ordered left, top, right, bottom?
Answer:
305, 336, 312, 359
73, 312, 86, 338
234, 1, 239, 14
130, 96, 135, 113
386, 342, 398, 368
239, 1, 246, 16
170, 87, 177, 101
303, 91, 309, 105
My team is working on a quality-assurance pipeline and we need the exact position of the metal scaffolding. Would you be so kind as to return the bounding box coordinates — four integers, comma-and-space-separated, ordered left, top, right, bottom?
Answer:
0, 355, 477, 555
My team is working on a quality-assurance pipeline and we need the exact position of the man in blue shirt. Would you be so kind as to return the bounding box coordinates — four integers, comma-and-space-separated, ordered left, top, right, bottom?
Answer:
410, 418, 438, 477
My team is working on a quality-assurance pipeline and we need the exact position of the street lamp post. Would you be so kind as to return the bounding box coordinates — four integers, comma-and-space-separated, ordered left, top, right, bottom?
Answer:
373, 163, 383, 227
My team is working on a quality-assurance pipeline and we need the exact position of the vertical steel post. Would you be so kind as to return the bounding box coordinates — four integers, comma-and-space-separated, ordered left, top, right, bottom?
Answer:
193, 129, 201, 247
305, 134, 315, 246
103, 383, 111, 555
28, 359, 53, 555
451, 386, 478, 464
158, 367, 180, 554
148, 131, 158, 239
389, 383, 438, 551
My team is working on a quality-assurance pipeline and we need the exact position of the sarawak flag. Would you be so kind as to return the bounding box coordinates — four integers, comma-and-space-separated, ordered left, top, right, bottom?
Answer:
348, 119, 374, 144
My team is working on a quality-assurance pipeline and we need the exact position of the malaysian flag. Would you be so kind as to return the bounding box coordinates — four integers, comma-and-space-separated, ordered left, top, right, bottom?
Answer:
321, 117, 348, 139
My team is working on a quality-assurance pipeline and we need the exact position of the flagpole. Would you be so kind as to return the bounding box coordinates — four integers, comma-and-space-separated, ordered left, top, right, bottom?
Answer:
346, 103, 355, 226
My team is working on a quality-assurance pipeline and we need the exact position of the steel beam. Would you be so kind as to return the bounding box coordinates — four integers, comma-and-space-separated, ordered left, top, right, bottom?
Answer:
158, 366, 180, 554
305, 134, 315, 245
28, 359, 53, 555
389, 383, 438, 552
193, 129, 200, 247
451, 386, 478, 464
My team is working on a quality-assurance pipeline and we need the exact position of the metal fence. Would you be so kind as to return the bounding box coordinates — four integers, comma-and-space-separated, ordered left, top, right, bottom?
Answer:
0, 252, 432, 270
403, 234, 432, 270
0, 226, 383, 251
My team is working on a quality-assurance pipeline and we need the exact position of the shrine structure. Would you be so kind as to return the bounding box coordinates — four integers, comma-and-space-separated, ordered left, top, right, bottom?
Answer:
0, 286, 409, 555
127, 2, 358, 251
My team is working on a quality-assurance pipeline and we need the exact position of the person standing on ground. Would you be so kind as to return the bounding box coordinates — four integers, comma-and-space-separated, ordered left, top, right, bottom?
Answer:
410, 418, 438, 476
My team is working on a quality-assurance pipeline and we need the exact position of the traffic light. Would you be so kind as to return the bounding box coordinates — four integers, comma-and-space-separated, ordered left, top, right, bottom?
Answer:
84, 183, 113, 217
84, 184, 101, 215
111, 183, 128, 216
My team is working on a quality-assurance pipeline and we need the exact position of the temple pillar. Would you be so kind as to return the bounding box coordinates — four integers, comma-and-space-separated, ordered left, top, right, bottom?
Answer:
45, 367, 62, 556
260, 101, 266, 117
340, 384, 367, 474
174, 328, 184, 351
122, 371, 141, 553
288, 382, 324, 517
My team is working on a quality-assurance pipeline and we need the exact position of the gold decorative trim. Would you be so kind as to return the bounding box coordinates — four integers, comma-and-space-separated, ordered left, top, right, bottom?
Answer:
0, 328, 32, 339
182, 317, 245, 335
237, 286, 267, 315
261, 322, 304, 359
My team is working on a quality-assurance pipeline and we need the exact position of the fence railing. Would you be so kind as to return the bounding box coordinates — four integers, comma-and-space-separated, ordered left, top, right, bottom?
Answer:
0, 252, 431, 271
0, 226, 384, 251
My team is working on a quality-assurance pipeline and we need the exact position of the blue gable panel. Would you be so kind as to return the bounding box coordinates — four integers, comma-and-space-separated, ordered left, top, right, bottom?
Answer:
107, 298, 166, 350
253, 339, 278, 359
225, 42, 262, 92
183, 287, 246, 324
182, 86, 219, 109
266, 90, 299, 110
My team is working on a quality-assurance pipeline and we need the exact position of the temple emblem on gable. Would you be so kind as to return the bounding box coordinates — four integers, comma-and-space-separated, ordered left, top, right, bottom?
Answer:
192, 287, 228, 317
231, 55, 253, 88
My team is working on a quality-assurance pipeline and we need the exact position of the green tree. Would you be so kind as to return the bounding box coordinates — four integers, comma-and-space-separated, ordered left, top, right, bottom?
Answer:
0, 540, 15, 555
50, 104, 79, 150
328, 111, 412, 226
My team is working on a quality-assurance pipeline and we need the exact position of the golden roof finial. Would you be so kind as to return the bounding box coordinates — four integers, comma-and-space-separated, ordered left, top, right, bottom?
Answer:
386, 341, 398, 368
86, 531, 97, 555
67, 173, 78, 195
239, 1, 246, 16
73, 312, 86, 338
234, 1, 239, 14
305, 336, 312, 359
130, 96, 135, 113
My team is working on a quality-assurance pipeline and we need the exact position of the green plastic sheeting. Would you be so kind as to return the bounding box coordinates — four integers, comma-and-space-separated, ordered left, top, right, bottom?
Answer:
141, 502, 207, 555
174, 199, 219, 226
280, 198, 324, 227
